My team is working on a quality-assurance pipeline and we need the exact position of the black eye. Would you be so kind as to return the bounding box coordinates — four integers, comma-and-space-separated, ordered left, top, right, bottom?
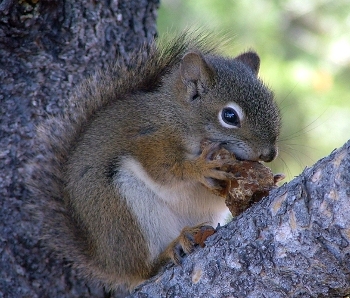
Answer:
221, 107, 241, 127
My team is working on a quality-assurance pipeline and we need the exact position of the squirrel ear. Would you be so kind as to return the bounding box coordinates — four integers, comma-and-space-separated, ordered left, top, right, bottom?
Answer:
235, 51, 260, 75
180, 51, 214, 86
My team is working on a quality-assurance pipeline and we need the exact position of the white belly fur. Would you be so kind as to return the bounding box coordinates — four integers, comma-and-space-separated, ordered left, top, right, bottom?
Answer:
114, 157, 229, 261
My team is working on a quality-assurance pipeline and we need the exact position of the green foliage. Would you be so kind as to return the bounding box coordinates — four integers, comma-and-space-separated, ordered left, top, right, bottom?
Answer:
158, 0, 350, 180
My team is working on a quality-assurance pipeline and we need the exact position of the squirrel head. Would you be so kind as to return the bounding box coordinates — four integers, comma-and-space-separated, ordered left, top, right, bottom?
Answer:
174, 50, 281, 162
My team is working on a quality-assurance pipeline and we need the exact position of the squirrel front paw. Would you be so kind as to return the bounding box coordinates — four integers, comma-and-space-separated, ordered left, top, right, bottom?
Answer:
160, 224, 216, 265
193, 142, 236, 191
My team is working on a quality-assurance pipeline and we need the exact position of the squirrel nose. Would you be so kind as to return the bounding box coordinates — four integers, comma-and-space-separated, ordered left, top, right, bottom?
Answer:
259, 147, 278, 162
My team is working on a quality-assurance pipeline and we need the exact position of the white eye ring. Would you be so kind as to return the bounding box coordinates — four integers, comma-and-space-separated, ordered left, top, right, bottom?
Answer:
218, 102, 244, 128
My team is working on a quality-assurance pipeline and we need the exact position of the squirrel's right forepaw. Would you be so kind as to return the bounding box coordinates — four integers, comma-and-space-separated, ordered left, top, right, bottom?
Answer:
195, 142, 237, 191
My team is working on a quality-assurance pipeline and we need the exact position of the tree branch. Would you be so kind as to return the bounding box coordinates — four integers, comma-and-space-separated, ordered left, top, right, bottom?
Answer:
132, 140, 350, 297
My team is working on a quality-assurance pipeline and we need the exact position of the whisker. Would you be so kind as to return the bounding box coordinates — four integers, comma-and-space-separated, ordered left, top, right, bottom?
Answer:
279, 109, 329, 142
278, 83, 299, 107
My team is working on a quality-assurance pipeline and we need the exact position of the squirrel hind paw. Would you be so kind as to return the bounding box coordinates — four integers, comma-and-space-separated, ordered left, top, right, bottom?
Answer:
160, 225, 216, 265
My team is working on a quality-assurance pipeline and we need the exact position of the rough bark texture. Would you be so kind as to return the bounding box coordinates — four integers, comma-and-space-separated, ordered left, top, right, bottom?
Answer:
131, 140, 350, 298
0, 0, 158, 297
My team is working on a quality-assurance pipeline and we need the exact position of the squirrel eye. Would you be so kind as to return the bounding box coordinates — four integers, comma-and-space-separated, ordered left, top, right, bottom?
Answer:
221, 107, 241, 127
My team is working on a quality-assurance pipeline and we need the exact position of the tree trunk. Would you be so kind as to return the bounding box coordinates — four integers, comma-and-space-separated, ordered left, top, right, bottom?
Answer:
131, 140, 350, 298
0, 1, 159, 297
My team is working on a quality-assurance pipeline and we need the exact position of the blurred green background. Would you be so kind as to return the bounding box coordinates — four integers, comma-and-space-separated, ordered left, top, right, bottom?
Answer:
157, 0, 350, 180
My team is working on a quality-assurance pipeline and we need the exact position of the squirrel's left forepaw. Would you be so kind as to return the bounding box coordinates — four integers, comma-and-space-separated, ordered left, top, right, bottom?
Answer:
162, 224, 216, 265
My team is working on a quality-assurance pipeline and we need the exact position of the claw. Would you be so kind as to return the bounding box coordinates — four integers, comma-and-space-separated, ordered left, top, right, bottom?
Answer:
202, 177, 224, 191
159, 224, 215, 266
210, 169, 236, 180
190, 140, 238, 192
200, 141, 222, 161
172, 242, 185, 265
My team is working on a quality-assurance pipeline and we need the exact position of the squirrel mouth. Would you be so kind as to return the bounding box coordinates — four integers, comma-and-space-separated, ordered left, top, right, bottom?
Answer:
220, 142, 245, 161
201, 139, 246, 161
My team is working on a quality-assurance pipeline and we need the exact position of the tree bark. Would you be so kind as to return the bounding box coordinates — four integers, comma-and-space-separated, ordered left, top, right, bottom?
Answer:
0, 1, 158, 297
131, 140, 350, 298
